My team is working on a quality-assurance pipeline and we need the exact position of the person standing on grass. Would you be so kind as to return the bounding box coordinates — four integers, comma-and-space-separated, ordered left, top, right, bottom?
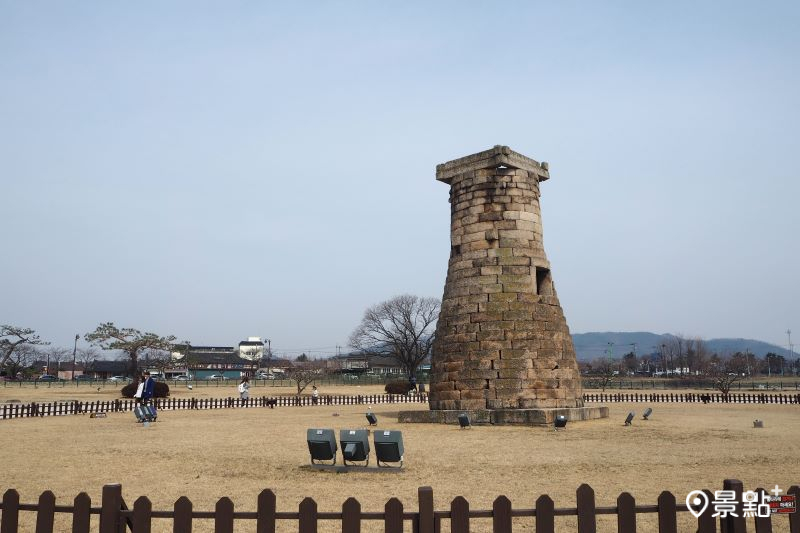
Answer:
142, 371, 157, 419
134, 374, 145, 404
238, 376, 250, 400
312, 385, 319, 405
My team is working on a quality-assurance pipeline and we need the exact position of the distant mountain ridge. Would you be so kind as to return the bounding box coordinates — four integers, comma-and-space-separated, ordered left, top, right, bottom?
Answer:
571, 332, 795, 361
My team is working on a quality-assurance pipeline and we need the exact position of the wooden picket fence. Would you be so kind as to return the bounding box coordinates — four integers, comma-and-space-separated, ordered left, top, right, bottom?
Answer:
1, 480, 798, 532
4, 391, 799, 421
582, 392, 800, 404
0, 393, 429, 420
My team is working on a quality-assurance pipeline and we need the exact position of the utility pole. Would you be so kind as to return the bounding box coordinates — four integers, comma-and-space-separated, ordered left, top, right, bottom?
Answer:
746, 348, 752, 377
71, 334, 79, 380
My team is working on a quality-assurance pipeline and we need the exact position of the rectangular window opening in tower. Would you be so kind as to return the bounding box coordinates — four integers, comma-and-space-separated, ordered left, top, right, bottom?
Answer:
536, 267, 553, 296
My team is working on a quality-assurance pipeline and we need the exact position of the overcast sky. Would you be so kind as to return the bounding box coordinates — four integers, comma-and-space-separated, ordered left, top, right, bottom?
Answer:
2, 2, 798, 358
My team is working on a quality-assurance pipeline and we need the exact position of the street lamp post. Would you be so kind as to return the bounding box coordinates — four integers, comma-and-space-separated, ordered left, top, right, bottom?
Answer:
71, 334, 79, 380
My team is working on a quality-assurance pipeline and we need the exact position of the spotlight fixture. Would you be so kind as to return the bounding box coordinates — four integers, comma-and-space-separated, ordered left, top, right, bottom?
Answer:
554, 415, 568, 430
458, 413, 471, 429
624, 412, 634, 426
307, 429, 337, 465
340, 429, 370, 466
642, 408, 652, 420
374, 430, 404, 468
366, 412, 378, 426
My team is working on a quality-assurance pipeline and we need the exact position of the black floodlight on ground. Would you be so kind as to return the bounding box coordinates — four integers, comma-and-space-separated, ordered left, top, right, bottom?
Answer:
340, 429, 370, 466
753, 419, 764, 428
642, 408, 653, 420
374, 430, 404, 468
366, 412, 378, 426
624, 412, 635, 426
458, 413, 471, 429
307, 429, 337, 465
554, 415, 568, 430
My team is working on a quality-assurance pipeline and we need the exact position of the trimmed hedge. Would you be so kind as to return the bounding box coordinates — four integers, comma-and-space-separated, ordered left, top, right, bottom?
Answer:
121, 381, 170, 399
384, 380, 415, 395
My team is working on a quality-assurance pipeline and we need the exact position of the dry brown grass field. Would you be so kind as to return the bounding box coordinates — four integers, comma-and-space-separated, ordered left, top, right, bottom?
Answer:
1, 383, 799, 532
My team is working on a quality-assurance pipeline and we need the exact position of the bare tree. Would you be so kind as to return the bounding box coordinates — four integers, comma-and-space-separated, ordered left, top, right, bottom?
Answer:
686, 337, 710, 375
349, 294, 440, 380
284, 358, 322, 395
664, 335, 688, 375
590, 356, 618, 391
1, 325, 48, 370
707, 353, 748, 397
76, 347, 100, 376
44, 347, 71, 375
85, 323, 182, 384
139, 347, 173, 376
3, 344, 38, 378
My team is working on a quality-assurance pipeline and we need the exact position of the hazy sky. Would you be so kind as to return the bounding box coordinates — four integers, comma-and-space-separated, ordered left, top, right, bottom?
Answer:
2, 2, 798, 358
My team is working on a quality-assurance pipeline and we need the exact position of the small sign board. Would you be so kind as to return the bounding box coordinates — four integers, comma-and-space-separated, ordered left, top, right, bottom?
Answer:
767, 494, 797, 514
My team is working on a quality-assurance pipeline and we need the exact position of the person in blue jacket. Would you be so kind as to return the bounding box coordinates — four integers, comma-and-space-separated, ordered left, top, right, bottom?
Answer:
142, 371, 157, 420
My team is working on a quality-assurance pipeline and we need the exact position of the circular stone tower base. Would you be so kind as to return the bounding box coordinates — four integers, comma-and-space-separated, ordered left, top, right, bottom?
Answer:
398, 406, 608, 427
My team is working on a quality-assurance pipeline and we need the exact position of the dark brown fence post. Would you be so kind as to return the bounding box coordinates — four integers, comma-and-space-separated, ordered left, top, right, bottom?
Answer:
173, 496, 192, 533
385, 498, 404, 533
720, 479, 746, 533
617, 492, 636, 533
418, 486, 435, 533
132, 496, 152, 533
1, 488, 20, 532
695, 489, 716, 533
72, 492, 92, 533
492, 495, 512, 533
451, 496, 469, 533
34, 490, 56, 533
788, 485, 799, 533
299, 497, 317, 533
753, 488, 772, 533
99, 484, 122, 533
576, 484, 596, 533
535, 494, 555, 533
214, 497, 234, 533
657, 491, 677, 533
342, 497, 361, 533
256, 489, 276, 533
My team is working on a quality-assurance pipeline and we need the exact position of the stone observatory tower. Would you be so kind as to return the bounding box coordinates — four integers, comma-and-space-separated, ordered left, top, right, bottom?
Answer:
404, 146, 606, 425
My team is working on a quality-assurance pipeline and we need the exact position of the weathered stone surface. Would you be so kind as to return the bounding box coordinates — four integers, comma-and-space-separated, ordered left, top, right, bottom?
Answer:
429, 147, 586, 412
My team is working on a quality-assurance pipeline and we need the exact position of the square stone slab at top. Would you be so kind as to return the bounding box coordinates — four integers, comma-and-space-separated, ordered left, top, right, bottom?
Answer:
435, 145, 550, 184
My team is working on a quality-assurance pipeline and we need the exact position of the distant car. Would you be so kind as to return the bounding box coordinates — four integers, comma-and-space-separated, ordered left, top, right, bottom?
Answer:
255, 373, 276, 380
173, 375, 192, 381
37, 374, 59, 382
108, 376, 130, 383
206, 374, 228, 381
343, 374, 359, 380
75, 375, 97, 382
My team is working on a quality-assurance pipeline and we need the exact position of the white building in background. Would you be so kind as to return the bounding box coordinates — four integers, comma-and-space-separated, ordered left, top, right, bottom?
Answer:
238, 337, 266, 361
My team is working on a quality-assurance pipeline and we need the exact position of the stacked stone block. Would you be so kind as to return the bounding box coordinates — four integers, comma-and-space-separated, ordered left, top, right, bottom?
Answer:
430, 146, 584, 411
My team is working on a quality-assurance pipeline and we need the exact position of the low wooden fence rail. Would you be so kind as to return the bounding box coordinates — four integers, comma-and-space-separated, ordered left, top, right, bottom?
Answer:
583, 392, 800, 404
4, 391, 799, 420
1, 480, 797, 533
0, 393, 429, 420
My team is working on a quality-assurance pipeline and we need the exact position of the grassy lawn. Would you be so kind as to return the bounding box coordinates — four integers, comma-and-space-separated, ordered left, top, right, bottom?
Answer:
1, 384, 799, 532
